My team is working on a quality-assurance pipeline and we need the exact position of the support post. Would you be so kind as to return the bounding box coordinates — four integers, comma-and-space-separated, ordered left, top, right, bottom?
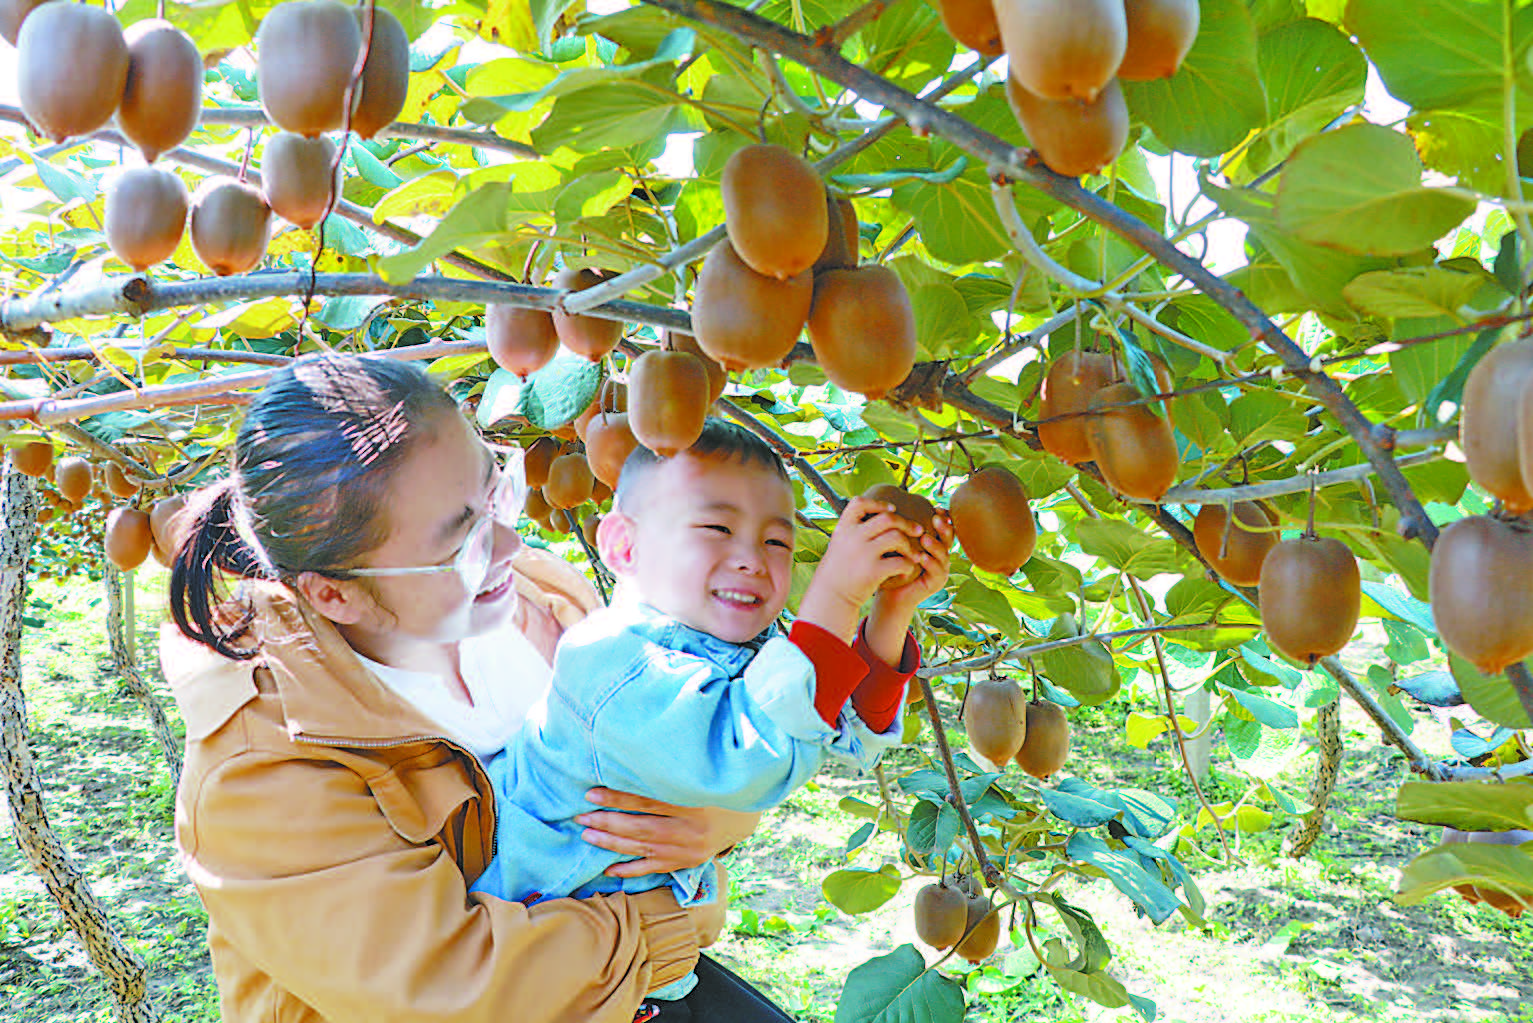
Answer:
1184, 687, 1211, 784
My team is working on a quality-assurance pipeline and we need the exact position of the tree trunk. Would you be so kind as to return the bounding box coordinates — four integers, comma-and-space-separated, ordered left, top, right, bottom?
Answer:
0, 463, 161, 1022
104, 565, 182, 787
1286, 699, 1342, 859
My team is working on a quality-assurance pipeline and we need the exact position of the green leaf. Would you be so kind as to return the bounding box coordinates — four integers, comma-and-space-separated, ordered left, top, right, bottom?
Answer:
1360, 581, 1437, 632
1237, 18, 1367, 175
953, 578, 1020, 641
33, 157, 96, 204
1074, 519, 1183, 576
531, 70, 689, 153
905, 799, 960, 859
1066, 833, 1183, 924
1039, 616, 1121, 707
822, 865, 903, 915
1224, 716, 1303, 780
1227, 389, 1307, 446
1387, 325, 1477, 405
1120, 0, 1267, 157
890, 166, 1017, 265
908, 282, 973, 358
1396, 840, 1533, 913
376, 182, 522, 283
1396, 780, 1533, 832
1452, 654, 1533, 729
836, 944, 965, 1023
1346, 0, 1533, 112
1223, 685, 1299, 729
1344, 266, 1481, 321
1039, 787, 1121, 828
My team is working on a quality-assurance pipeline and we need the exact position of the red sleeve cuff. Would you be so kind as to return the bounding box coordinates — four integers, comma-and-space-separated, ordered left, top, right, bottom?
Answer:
851, 625, 920, 733
789, 620, 869, 727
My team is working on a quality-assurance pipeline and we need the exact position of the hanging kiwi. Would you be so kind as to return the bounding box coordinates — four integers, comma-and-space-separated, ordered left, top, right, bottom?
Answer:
190, 177, 273, 276
119, 19, 202, 163
862, 483, 939, 589
806, 265, 916, 399
1430, 514, 1533, 675
1015, 700, 1069, 779
812, 193, 860, 273
106, 167, 188, 272
256, 0, 361, 138
1087, 382, 1179, 501
628, 349, 710, 458
102, 462, 139, 501
962, 676, 1028, 765
485, 303, 560, 380
1462, 338, 1533, 513
1193, 501, 1278, 588
1258, 534, 1360, 666
348, 6, 410, 139
935, 0, 1004, 56
913, 882, 969, 950
667, 331, 726, 403
10, 440, 52, 477
55, 456, 91, 504
955, 892, 1001, 963
585, 413, 642, 490
105, 507, 153, 571
524, 438, 562, 490
721, 144, 829, 280
574, 382, 627, 443
0, 0, 50, 47
149, 493, 186, 557
1038, 350, 1118, 463
993, 0, 1126, 103
1005, 75, 1129, 178
1119, 0, 1200, 81
17, 2, 128, 142
261, 133, 339, 230
692, 239, 812, 372
545, 453, 596, 509
950, 466, 1035, 575
552, 268, 624, 362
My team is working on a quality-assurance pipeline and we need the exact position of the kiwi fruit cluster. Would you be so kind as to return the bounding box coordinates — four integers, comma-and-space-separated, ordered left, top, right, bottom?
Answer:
912, 876, 1002, 962
932, 0, 1199, 176
1192, 501, 1278, 587
255, 1, 409, 139
485, 266, 635, 380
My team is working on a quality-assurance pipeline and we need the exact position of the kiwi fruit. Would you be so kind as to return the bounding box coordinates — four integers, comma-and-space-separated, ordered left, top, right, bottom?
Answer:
524, 437, 562, 490
1442, 828, 1533, 918
524, 487, 553, 526
149, 494, 186, 556
262, 132, 340, 230
1038, 350, 1118, 463
119, 19, 202, 163
1015, 700, 1069, 778
721, 144, 829, 280
10, 440, 52, 477
913, 882, 969, 950
807, 265, 917, 399
935, 0, 1004, 56
55, 456, 91, 504
667, 331, 726, 403
256, 0, 361, 138
574, 382, 627, 442
584, 412, 641, 490
1005, 74, 1129, 178
862, 483, 938, 588
17, 2, 128, 142
102, 462, 138, 501
1429, 514, 1533, 675
545, 453, 596, 509
955, 892, 1001, 963
348, 6, 409, 139
485, 304, 560, 380
1462, 338, 1533, 513
1087, 382, 1179, 501
1118, 0, 1200, 81
190, 177, 273, 276
592, 478, 614, 505
963, 676, 1028, 765
1193, 501, 1278, 588
629, 350, 710, 458
993, 0, 1126, 103
692, 239, 813, 372
552, 268, 624, 362
812, 193, 859, 273
1258, 535, 1360, 666
950, 466, 1035, 575
105, 507, 152, 571
581, 513, 601, 549
105, 168, 188, 272
1511, 358, 1533, 509
0, 0, 50, 47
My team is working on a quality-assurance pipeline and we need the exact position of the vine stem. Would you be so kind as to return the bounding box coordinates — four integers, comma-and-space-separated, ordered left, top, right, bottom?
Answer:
914, 674, 1009, 893
918, 621, 1220, 678
715, 397, 846, 511
192, 105, 540, 159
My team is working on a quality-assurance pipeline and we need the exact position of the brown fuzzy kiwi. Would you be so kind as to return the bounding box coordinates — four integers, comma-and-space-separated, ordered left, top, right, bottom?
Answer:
949, 466, 1035, 575
1087, 382, 1179, 500
149, 494, 186, 556
574, 383, 627, 442
119, 19, 202, 163
913, 882, 969, 950
1429, 514, 1533, 675
191, 177, 273, 276
1258, 535, 1360, 666
1015, 700, 1069, 779
584, 412, 641, 490
721, 144, 829, 280
592, 478, 614, 506
261, 132, 339, 230
1462, 338, 1533, 513
628, 350, 710, 458
667, 331, 726, 403
256, 0, 361, 138
10, 440, 52, 477
962, 676, 1028, 765
1038, 350, 1119, 463
580, 513, 601, 549
955, 892, 1001, 963
807, 265, 917, 399
545, 453, 596, 509
55, 456, 91, 504
524, 487, 553, 526
106, 167, 188, 272
993, 0, 1126, 102
935, 0, 1004, 56
551, 268, 624, 362
1119, 0, 1200, 81
348, 6, 409, 139
812, 193, 859, 273
486, 304, 560, 379
1193, 501, 1278, 588
524, 437, 562, 490
105, 507, 153, 571
0, 0, 50, 47
17, 2, 128, 141
102, 462, 139, 500
692, 239, 812, 372
1006, 74, 1129, 178
862, 483, 938, 589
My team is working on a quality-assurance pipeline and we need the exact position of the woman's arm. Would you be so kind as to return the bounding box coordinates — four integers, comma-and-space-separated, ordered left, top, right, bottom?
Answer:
575, 788, 761, 877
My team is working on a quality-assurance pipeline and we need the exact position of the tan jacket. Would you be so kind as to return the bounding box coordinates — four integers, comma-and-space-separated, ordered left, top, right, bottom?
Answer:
165, 550, 699, 1023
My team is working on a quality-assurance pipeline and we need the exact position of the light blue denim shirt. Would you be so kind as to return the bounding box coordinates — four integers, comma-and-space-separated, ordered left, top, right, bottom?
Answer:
470, 601, 902, 912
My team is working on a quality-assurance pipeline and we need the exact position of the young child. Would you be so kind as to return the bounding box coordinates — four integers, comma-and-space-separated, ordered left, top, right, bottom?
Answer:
472, 418, 950, 1002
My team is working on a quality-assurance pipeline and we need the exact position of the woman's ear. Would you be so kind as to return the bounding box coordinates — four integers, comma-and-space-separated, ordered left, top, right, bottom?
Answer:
293, 571, 372, 625
596, 512, 639, 576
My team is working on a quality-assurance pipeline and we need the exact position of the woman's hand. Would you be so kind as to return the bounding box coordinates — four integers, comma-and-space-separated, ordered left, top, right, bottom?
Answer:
575, 788, 760, 876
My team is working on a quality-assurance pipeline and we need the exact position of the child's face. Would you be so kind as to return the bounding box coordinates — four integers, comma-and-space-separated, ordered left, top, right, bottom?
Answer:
602, 454, 796, 643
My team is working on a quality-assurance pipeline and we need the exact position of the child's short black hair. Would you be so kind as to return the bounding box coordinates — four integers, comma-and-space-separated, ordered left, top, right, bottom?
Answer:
614, 417, 789, 509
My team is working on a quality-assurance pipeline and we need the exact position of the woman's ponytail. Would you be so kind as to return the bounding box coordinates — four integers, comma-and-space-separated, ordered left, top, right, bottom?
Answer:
169, 479, 264, 660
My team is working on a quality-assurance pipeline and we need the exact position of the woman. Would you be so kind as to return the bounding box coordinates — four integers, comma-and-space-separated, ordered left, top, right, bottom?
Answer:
164, 354, 794, 1023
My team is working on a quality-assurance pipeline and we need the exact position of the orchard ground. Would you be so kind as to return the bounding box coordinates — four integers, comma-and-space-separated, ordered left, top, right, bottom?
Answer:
1, 568, 1529, 1023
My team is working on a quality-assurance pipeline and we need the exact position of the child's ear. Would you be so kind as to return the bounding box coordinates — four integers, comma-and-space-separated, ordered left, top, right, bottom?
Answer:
597, 512, 639, 575
293, 571, 372, 625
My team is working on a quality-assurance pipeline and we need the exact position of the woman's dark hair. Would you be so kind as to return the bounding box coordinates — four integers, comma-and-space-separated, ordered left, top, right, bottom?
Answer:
170, 354, 458, 658
614, 417, 788, 509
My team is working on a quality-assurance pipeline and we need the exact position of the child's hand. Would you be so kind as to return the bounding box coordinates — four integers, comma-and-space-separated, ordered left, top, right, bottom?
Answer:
798, 496, 928, 641
874, 511, 953, 615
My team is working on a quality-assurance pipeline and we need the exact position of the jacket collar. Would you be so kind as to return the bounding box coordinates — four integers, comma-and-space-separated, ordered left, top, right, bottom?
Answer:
618, 601, 767, 675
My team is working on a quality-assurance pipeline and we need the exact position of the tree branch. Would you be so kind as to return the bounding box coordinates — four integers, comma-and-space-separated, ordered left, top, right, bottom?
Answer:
716, 397, 847, 511
194, 104, 540, 158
